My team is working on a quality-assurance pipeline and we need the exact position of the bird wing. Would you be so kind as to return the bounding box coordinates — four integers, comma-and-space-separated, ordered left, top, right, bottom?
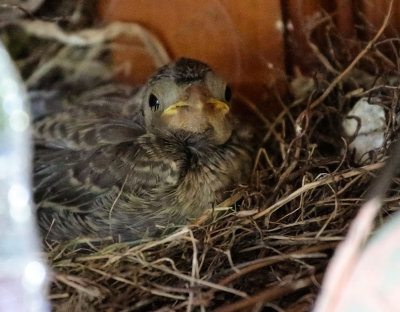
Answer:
33, 85, 185, 240
33, 113, 142, 215
34, 123, 184, 240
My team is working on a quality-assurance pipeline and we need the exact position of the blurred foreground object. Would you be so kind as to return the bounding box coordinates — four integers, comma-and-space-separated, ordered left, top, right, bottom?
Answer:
314, 207, 400, 312
0, 41, 49, 311
331, 211, 400, 311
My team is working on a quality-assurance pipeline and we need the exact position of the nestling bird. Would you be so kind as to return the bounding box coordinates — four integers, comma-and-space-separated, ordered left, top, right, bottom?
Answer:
34, 58, 253, 242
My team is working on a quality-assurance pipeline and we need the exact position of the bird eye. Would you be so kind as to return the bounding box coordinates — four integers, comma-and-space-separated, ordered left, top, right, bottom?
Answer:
224, 85, 232, 102
149, 93, 160, 112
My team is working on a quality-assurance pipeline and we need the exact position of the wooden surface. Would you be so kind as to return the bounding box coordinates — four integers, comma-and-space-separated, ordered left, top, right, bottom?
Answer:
98, 0, 397, 110
98, 0, 286, 109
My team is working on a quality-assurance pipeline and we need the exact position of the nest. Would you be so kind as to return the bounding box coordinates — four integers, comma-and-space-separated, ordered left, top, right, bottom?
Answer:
1, 1, 400, 311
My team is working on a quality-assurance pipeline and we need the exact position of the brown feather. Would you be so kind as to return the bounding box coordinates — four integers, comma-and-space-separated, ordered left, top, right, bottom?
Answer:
34, 58, 253, 242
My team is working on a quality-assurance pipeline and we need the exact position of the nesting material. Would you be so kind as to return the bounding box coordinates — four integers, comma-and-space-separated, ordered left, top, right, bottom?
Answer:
342, 97, 386, 164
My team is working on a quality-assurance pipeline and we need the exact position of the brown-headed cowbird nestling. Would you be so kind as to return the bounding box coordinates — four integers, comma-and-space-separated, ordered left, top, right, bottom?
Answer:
34, 58, 252, 242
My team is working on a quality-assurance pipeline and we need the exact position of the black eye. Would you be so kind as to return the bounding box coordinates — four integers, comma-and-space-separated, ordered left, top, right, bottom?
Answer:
224, 85, 232, 102
149, 93, 160, 112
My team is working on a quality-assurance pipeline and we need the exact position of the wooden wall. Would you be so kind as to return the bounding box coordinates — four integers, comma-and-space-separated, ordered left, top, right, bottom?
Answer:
98, 0, 396, 111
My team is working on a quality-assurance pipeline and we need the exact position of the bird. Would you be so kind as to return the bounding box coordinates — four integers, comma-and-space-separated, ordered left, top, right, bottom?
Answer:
33, 57, 253, 242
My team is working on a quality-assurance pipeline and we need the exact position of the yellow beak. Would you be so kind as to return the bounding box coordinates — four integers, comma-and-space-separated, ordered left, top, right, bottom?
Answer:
160, 97, 232, 145
162, 98, 229, 117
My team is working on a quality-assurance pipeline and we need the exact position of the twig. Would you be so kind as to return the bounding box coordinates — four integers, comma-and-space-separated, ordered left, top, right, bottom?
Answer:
16, 19, 171, 67
209, 243, 336, 294
309, 0, 394, 110
253, 161, 386, 220
212, 274, 323, 312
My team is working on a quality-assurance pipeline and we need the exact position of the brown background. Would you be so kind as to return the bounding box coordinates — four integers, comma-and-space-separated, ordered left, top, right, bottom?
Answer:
98, 0, 395, 111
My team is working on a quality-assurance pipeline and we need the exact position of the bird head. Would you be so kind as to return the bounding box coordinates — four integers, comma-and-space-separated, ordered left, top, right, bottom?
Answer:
142, 58, 233, 145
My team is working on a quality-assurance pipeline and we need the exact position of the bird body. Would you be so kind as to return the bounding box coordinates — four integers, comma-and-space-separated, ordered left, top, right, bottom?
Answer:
34, 58, 252, 242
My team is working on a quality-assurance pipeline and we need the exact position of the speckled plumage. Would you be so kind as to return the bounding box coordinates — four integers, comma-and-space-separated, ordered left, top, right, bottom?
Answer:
34, 58, 253, 242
